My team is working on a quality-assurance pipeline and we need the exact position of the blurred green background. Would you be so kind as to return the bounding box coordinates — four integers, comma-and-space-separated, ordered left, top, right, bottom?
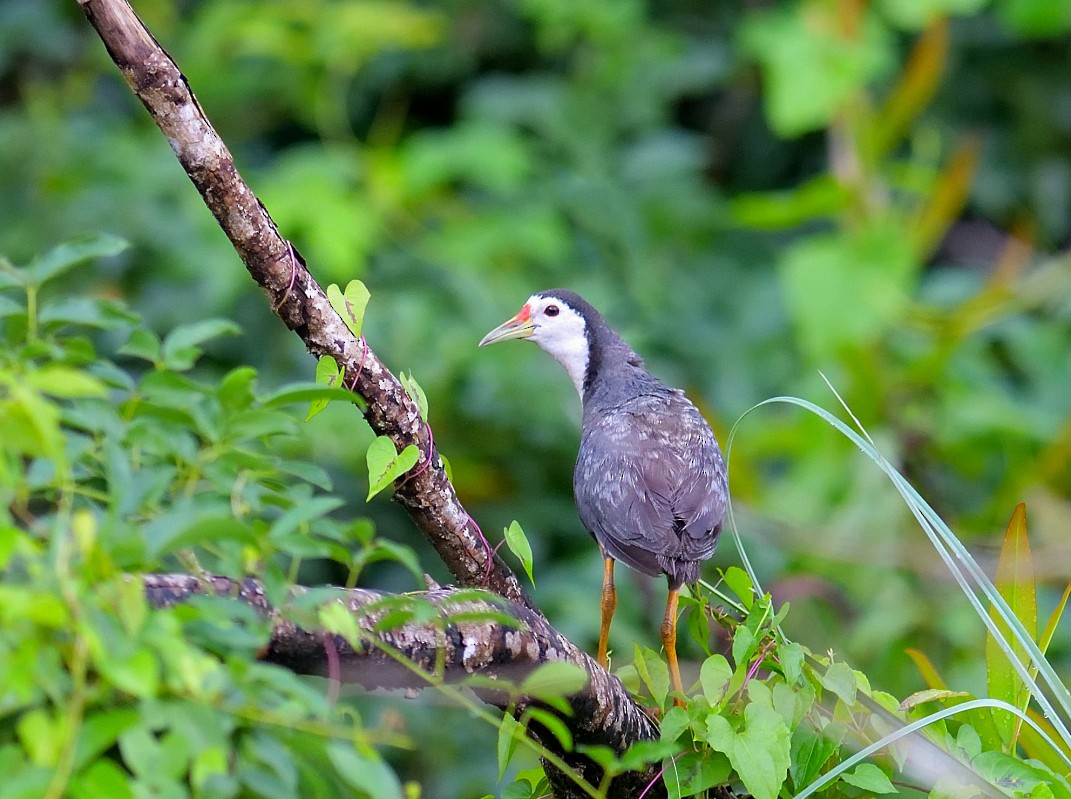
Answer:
2, 0, 1070, 794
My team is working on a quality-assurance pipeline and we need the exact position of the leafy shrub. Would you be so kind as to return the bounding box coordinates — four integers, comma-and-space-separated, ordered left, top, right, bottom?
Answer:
0, 237, 418, 799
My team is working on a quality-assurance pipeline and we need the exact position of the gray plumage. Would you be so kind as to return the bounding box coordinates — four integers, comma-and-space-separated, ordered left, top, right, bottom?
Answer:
538, 289, 727, 589
479, 288, 729, 690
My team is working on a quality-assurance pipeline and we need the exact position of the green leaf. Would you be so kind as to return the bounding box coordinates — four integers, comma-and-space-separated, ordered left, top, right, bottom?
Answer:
27, 233, 128, 286
70, 760, 136, 799
778, 641, 804, 684
365, 436, 420, 500
722, 566, 754, 609
72, 710, 139, 771
700, 654, 732, 706
504, 520, 535, 587
739, 4, 894, 136
520, 662, 588, 700
161, 319, 240, 371
659, 705, 691, 744
326, 743, 404, 799
731, 623, 756, 668
96, 649, 160, 698
400, 370, 429, 421
821, 662, 859, 707
985, 503, 1037, 746
841, 762, 896, 794
327, 280, 370, 338
268, 496, 345, 544
667, 750, 732, 799
118, 328, 161, 364
789, 722, 839, 789
497, 713, 524, 780
17, 707, 62, 766
523, 707, 573, 752
633, 645, 670, 707
997, 0, 1071, 36
730, 176, 852, 229
307, 356, 342, 421
971, 751, 1069, 799
898, 688, 972, 712
144, 507, 256, 558
318, 601, 362, 649
779, 222, 917, 362
705, 695, 790, 799
24, 366, 108, 398
265, 382, 357, 410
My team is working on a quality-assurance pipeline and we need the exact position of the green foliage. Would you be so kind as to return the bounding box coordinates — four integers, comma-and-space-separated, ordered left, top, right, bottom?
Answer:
308, 354, 343, 420
503, 520, 535, 587
400, 370, 429, 423
0, 240, 426, 799
326, 280, 370, 340
4, 0, 1071, 795
985, 504, 1037, 748
365, 435, 419, 501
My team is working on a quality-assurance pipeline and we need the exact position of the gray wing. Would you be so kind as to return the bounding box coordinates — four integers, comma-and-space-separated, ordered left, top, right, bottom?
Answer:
574, 391, 727, 585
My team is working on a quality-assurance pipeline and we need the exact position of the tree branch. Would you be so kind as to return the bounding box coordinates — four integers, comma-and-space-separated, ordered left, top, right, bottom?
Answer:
76, 0, 668, 795
144, 574, 665, 799
75, 0, 526, 609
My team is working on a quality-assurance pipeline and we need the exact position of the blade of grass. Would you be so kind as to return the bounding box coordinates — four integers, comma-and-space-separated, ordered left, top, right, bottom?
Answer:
793, 698, 1063, 799
725, 392, 1071, 763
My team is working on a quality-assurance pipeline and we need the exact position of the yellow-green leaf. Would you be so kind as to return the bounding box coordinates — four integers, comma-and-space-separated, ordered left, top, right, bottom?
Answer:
496, 713, 524, 780
503, 520, 535, 587
905, 647, 949, 690
520, 662, 588, 700
985, 503, 1037, 748
400, 370, 429, 422
327, 280, 370, 339
700, 654, 732, 707
366, 436, 419, 501
841, 763, 896, 794
24, 366, 108, 398
722, 566, 754, 609
307, 355, 341, 421
898, 688, 972, 712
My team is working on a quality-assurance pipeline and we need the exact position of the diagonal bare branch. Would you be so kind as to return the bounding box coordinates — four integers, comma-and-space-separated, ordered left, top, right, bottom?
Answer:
75, 0, 526, 608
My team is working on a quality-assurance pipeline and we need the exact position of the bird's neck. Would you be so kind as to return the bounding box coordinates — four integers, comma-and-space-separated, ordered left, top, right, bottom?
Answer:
580, 331, 655, 408
537, 335, 589, 397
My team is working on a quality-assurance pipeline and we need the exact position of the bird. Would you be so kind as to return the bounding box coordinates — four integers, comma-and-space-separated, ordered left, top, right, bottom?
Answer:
479, 289, 727, 700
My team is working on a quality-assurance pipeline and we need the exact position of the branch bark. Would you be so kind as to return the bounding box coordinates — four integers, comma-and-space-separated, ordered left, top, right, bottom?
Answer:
76, 0, 667, 795
144, 575, 665, 799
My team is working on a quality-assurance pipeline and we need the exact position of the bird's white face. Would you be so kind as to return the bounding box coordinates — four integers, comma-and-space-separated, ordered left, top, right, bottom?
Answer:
479, 293, 589, 397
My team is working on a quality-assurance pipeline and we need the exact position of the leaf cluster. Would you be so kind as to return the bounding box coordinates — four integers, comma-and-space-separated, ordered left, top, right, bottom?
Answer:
0, 238, 424, 799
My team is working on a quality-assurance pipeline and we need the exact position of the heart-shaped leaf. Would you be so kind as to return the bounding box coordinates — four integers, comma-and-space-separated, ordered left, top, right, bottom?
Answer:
307, 355, 341, 420
327, 280, 370, 338
366, 435, 419, 501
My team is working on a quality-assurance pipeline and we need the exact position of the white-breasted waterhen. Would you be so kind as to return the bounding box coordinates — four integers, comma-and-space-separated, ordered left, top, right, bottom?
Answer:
480, 289, 727, 701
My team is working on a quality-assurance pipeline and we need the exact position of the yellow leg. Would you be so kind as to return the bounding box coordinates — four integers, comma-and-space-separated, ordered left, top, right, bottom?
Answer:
661, 587, 685, 706
597, 557, 617, 668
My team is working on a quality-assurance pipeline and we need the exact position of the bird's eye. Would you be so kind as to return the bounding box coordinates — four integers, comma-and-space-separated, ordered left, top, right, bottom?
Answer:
544, 305, 559, 317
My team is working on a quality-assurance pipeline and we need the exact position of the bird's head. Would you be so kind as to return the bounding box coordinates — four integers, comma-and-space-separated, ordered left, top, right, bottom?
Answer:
479, 290, 591, 397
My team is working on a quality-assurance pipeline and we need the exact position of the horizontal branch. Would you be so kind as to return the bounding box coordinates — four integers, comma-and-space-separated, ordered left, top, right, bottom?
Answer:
143, 574, 666, 799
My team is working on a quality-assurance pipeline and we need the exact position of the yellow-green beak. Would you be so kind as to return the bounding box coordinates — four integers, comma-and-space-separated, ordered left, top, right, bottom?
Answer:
479, 306, 535, 347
